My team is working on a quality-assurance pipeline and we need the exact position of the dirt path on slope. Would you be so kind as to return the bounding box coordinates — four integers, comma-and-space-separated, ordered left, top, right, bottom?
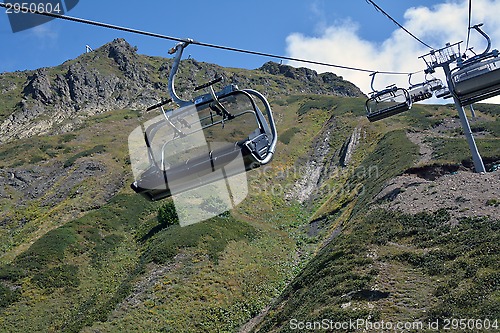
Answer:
406, 131, 434, 165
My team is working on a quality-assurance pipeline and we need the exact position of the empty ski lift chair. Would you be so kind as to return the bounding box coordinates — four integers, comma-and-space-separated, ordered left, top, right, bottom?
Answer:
426, 78, 445, 92
408, 74, 433, 103
130, 41, 277, 201
450, 24, 500, 105
408, 75, 446, 103
365, 72, 412, 122
435, 86, 452, 99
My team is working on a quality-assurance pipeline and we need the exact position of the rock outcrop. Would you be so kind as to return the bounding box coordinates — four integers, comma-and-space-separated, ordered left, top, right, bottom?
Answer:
259, 61, 365, 97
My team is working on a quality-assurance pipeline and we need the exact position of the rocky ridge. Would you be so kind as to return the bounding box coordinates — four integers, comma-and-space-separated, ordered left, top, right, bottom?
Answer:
0, 39, 162, 143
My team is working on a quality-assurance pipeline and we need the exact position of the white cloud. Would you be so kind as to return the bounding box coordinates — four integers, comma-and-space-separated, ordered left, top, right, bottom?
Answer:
30, 21, 59, 46
32, 24, 58, 38
285, 0, 500, 104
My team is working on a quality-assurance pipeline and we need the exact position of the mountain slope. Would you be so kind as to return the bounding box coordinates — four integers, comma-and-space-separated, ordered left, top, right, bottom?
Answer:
248, 104, 500, 332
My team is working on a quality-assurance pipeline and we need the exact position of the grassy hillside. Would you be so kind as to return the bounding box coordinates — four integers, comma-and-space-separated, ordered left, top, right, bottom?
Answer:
0, 91, 357, 332
249, 103, 500, 332
0, 45, 499, 332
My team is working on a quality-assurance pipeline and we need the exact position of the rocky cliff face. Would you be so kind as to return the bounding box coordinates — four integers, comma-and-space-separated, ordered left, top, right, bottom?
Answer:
0, 39, 165, 143
258, 61, 365, 97
0, 39, 365, 143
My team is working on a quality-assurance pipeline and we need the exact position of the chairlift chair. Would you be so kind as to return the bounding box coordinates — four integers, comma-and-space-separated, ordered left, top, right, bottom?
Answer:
435, 87, 452, 99
409, 85, 432, 103
408, 76, 446, 103
426, 78, 445, 92
130, 41, 277, 201
450, 24, 500, 105
365, 72, 412, 122
408, 74, 433, 103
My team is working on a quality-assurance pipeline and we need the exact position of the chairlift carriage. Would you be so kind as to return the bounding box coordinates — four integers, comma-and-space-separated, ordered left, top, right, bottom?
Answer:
426, 77, 445, 92
365, 72, 412, 122
408, 74, 446, 103
435, 86, 452, 99
407, 74, 443, 103
450, 24, 500, 105
129, 41, 277, 201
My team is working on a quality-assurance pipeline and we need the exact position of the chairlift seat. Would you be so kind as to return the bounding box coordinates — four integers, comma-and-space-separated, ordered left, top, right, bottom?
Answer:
426, 78, 445, 91
131, 141, 248, 201
409, 84, 433, 103
130, 88, 276, 201
451, 54, 500, 105
365, 87, 412, 122
435, 87, 452, 99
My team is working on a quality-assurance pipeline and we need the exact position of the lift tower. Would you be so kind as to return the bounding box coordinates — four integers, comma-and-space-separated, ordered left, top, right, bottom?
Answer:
420, 42, 486, 173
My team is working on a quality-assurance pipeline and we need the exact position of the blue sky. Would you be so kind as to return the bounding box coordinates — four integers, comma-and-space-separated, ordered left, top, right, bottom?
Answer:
1, 0, 499, 101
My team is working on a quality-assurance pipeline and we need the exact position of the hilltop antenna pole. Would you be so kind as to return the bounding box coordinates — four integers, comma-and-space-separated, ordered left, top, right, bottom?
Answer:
420, 43, 486, 173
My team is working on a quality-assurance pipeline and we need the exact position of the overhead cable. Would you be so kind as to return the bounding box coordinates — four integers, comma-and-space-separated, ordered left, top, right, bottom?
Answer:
365, 0, 435, 50
0, 2, 419, 75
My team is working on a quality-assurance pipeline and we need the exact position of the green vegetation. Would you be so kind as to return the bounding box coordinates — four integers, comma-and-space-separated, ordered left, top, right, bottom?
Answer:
297, 96, 338, 116
32, 264, 80, 290
0, 188, 287, 332
0, 72, 26, 123
296, 95, 366, 117
255, 209, 499, 332
451, 117, 500, 137
63, 144, 106, 168
430, 137, 500, 166
486, 198, 500, 207
403, 104, 446, 129
279, 127, 301, 145
0, 135, 72, 168
474, 103, 500, 116
14, 226, 77, 271
373, 210, 500, 322
144, 215, 256, 265
471, 118, 500, 136
349, 129, 419, 216
156, 200, 179, 226
0, 284, 20, 308
84, 108, 142, 125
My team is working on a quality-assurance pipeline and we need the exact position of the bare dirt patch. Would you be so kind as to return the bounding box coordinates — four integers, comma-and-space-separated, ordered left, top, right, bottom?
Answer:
376, 170, 500, 223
